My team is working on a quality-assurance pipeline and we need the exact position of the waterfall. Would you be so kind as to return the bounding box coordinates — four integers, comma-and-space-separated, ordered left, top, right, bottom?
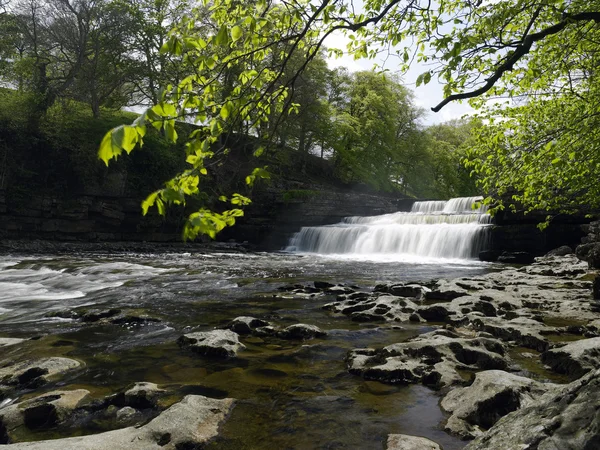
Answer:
286, 196, 491, 260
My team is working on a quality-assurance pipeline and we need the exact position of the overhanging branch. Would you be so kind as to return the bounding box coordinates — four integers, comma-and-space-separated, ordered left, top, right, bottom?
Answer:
432, 10, 600, 112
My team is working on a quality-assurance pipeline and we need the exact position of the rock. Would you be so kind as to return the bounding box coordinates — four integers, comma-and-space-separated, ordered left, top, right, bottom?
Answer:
81, 309, 121, 323
0, 358, 82, 391
0, 338, 25, 348
594, 276, 600, 300
441, 370, 553, 439
387, 434, 442, 450
576, 242, 600, 269
425, 280, 469, 301
471, 316, 552, 352
313, 281, 335, 290
227, 316, 270, 335
324, 294, 420, 323
177, 330, 245, 358
541, 337, 600, 380
0, 389, 89, 440
478, 250, 500, 262
545, 245, 573, 257
380, 283, 430, 299
115, 406, 141, 426
124, 382, 165, 408
497, 251, 535, 265
347, 330, 508, 389
3, 394, 235, 449
464, 369, 600, 450
277, 324, 326, 340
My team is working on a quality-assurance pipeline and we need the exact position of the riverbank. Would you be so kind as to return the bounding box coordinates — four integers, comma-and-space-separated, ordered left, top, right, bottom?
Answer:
0, 251, 598, 448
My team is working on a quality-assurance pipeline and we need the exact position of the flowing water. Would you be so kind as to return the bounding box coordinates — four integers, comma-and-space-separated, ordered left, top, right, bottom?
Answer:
287, 196, 491, 260
0, 198, 496, 449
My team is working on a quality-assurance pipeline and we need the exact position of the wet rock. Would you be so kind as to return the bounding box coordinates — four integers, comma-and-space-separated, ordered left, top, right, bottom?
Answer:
525, 254, 588, 276
541, 337, 600, 380
441, 370, 553, 439
425, 280, 469, 301
464, 369, 600, 450
387, 434, 441, 450
347, 330, 508, 389
124, 382, 165, 408
497, 252, 535, 265
0, 338, 25, 348
81, 309, 121, 323
227, 316, 270, 335
3, 394, 235, 449
324, 295, 420, 323
313, 281, 335, 290
110, 314, 161, 326
253, 326, 278, 337
277, 324, 326, 340
115, 406, 141, 426
0, 358, 82, 392
177, 330, 245, 358
545, 246, 573, 257
0, 389, 89, 440
375, 283, 430, 300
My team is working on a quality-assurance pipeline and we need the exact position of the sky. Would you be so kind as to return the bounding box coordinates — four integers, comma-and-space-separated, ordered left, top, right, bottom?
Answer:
324, 29, 475, 127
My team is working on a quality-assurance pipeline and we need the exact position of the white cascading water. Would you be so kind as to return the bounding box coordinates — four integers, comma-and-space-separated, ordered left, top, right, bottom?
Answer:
286, 196, 491, 260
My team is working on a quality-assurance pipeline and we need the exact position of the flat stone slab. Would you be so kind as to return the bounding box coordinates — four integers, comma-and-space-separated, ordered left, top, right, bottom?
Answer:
4, 394, 235, 449
177, 330, 245, 358
347, 330, 508, 389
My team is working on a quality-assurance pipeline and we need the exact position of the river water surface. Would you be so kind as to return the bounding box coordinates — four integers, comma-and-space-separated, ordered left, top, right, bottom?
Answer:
0, 250, 494, 449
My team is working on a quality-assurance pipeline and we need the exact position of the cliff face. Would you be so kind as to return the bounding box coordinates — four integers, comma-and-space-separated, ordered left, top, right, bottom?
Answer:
0, 185, 412, 246
487, 209, 590, 256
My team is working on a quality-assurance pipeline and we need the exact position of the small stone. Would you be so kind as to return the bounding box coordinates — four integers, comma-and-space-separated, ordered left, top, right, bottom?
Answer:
277, 324, 327, 340
387, 434, 441, 450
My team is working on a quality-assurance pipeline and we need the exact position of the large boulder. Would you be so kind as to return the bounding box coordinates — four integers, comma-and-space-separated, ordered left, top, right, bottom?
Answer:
541, 337, 600, 380
177, 330, 245, 358
464, 369, 600, 450
441, 370, 553, 439
3, 394, 235, 449
347, 330, 508, 389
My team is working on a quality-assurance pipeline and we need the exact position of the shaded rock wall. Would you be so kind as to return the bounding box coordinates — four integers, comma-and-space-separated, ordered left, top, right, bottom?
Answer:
221, 188, 414, 250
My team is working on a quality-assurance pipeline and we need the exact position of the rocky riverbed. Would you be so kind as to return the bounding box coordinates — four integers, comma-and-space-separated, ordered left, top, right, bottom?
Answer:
0, 249, 598, 449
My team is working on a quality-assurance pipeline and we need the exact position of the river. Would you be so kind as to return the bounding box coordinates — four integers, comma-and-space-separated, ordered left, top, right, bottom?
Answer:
0, 197, 495, 448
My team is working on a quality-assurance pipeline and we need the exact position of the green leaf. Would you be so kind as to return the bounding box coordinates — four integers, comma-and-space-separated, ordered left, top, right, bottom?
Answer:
231, 25, 242, 42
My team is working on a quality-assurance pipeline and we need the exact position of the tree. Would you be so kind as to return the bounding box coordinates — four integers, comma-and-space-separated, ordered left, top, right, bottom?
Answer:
100, 0, 600, 238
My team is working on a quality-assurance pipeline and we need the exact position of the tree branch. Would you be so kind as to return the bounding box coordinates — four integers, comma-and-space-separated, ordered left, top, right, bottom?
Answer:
432, 10, 600, 112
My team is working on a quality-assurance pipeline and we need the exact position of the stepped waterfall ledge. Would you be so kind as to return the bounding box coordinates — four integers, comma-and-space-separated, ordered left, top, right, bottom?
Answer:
287, 196, 492, 260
